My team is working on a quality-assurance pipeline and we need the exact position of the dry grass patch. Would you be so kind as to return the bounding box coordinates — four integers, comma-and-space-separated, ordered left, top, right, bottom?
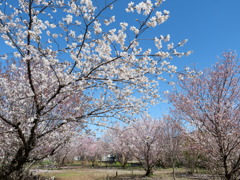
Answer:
38, 168, 208, 180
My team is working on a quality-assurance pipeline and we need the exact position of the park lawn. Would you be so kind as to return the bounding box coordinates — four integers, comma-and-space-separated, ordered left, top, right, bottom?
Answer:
39, 168, 143, 180
38, 168, 203, 180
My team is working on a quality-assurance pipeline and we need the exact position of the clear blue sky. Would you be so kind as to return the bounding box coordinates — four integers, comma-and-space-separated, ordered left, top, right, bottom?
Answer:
139, 0, 240, 117
161, 0, 240, 68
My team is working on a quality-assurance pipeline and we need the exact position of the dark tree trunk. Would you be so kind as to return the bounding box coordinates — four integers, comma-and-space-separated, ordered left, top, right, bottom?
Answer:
0, 147, 30, 180
145, 168, 153, 177
60, 152, 68, 166
0, 159, 26, 180
225, 173, 232, 180
121, 162, 127, 169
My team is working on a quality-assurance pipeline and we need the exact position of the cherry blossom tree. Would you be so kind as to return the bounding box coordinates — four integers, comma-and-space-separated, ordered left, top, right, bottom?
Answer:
126, 117, 166, 176
181, 132, 207, 174
169, 52, 240, 180
163, 113, 184, 180
51, 134, 85, 166
76, 136, 105, 166
0, 0, 190, 179
103, 125, 132, 168
51, 135, 105, 166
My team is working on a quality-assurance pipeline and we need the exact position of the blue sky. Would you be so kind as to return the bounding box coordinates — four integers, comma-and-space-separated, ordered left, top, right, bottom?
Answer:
140, 0, 240, 117
161, 0, 240, 68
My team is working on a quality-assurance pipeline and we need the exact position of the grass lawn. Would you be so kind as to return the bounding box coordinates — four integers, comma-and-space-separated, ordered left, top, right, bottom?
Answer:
37, 167, 209, 180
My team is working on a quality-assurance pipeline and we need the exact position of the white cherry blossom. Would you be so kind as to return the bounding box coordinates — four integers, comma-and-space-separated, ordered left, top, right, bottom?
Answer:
0, 0, 190, 179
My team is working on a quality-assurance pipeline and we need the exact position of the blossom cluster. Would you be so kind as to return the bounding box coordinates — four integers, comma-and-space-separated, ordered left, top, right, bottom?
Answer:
0, 0, 191, 177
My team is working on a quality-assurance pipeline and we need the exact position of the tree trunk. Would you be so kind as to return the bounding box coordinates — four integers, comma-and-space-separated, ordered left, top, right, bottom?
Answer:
60, 152, 68, 166
172, 160, 176, 180
0, 147, 30, 180
225, 173, 232, 180
0, 161, 26, 180
145, 168, 153, 176
223, 154, 233, 180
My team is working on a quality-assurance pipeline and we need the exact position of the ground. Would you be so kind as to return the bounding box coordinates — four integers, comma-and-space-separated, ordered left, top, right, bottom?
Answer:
35, 167, 213, 180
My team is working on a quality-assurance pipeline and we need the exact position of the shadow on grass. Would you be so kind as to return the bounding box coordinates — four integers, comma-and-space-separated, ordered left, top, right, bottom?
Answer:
101, 172, 216, 180
97, 174, 161, 180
